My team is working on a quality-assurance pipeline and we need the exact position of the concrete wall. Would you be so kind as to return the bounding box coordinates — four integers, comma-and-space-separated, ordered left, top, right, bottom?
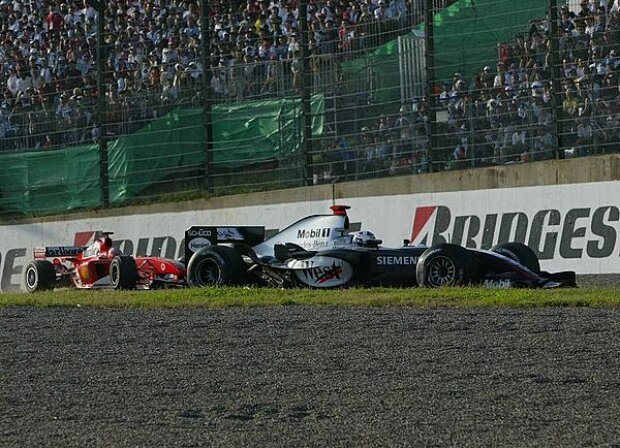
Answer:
2, 156, 620, 290
6, 154, 620, 225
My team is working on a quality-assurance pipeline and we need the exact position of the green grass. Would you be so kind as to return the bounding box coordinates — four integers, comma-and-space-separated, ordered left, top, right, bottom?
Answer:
1, 287, 620, 309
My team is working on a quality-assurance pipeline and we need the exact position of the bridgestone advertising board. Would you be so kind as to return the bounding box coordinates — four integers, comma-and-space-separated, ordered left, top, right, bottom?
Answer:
1, 181, 619, 291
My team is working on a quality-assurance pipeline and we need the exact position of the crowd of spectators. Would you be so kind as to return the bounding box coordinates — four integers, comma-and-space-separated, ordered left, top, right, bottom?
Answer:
326, 0, 620, 182
434, 0, 620, 169
8, 0, 617, 186
0, 0, 423, 152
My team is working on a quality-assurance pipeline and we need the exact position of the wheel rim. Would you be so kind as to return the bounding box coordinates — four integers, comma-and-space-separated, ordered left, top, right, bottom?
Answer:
427, 256, 457, 287
195, 258, 222, 285
110, 262, 119, 286
26, 267, 37, 289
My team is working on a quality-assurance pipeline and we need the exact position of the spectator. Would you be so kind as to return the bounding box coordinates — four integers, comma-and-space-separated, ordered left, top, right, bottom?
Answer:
431, 1, 620, 167
16, 0, 620, 183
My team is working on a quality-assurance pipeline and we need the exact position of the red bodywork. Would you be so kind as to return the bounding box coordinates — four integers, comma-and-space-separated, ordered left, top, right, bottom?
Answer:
34, 233, 186, 289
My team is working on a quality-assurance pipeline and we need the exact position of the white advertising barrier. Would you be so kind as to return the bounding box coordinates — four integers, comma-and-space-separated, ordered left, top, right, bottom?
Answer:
1, 181, 619, 291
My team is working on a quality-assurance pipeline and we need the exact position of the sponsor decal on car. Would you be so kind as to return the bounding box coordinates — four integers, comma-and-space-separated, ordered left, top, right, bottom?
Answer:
188, 237, 211, 252
292, 256, 354, 288
482, 279, 512, 289
376, 255, 418, 265
79, 265, 91, 281
82, 246, 100, 258
216, 227, 244, 241
303, 239, 332, 249
45, 246, 85, 257
186, 228, 213, 237
303, 265, 343, 283
297, 228, 331, 239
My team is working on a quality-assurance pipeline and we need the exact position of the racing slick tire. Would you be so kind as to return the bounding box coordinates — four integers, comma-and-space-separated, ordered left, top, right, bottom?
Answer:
110, 256, 138, 290
416, 244, 474, 288
187, 246, 247, 287
24, 260, 56, 293
491, 242, 540, 274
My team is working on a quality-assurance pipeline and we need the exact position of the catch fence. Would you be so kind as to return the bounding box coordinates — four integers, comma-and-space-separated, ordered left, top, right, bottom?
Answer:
1, 0, 612, 219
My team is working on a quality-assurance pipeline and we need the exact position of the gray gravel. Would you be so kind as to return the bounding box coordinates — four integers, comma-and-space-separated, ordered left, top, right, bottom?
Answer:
577, 274, 620, 287
1, 306, 619, 447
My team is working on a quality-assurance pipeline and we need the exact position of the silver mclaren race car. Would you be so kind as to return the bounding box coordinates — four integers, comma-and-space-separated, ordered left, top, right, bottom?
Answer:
183, 205, 576, 289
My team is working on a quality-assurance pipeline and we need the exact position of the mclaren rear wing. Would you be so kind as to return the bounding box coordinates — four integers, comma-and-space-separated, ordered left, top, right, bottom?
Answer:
34, 246, 86, 259
184, 226, 265, 265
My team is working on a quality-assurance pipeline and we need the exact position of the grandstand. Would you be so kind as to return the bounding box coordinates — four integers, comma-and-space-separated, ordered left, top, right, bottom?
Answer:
0, 0, 616, 217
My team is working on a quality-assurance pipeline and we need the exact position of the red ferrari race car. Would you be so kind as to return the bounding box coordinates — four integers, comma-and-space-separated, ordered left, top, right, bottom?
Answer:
24, 232, 186, 292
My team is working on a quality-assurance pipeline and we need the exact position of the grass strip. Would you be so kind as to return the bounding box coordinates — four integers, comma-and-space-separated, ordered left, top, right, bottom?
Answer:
0, 287, 619, 309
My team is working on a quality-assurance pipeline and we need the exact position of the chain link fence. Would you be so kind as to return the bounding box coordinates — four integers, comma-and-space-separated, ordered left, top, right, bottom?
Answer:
2, 0, 614, 219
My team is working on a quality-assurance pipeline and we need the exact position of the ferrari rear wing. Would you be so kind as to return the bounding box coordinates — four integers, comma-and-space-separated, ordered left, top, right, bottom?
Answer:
34, 246, 86, 259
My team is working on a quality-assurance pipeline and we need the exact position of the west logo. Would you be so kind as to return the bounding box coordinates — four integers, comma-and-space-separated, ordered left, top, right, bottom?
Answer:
302, 265, 343, 284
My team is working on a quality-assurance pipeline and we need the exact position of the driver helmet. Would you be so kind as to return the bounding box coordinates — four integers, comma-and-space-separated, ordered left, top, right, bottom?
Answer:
352, 230, 381, 247
107, 248, 123, 258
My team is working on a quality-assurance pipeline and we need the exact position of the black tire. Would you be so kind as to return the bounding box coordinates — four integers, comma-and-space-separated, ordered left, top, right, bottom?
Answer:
187, 246, 247, 287
416, 244, 473, 287
491, 242, 540, 273
110, 256, 138, 290
24, 260, 56, 293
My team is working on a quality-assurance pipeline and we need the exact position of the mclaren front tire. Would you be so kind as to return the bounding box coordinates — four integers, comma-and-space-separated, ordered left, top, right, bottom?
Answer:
491, 242, 541, 274
416, 244, 475, 288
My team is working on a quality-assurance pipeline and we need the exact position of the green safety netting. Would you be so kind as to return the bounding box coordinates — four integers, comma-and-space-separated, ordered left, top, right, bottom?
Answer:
342, 0, 564, 101
211, 94, 324, 169
108, 108, 206, 203
418, 0, 565, 82
0, 143, 101, 216
0, 95, 326, 214
341, 35, 414, 106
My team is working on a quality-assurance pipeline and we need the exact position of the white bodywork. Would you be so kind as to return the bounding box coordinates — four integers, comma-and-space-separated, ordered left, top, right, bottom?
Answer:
252, 214, 351, 257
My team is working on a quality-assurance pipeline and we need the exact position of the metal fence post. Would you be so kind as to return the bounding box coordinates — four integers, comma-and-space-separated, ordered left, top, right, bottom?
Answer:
548, 0, 564, 159
90, 0, 109, 207
201, 0, 215, 193
424, 0, 437, 172
299, 0, 313, 186
468, 83, 476, 167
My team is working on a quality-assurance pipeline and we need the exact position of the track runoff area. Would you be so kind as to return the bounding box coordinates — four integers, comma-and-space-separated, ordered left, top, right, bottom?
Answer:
1, 295, 619, 447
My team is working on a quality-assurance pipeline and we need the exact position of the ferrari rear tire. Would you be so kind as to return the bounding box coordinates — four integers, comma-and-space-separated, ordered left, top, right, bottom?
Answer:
187, 246, 247, 287
416, 244, 472, 287
24, 260, 56, 293
491, 242, 540, 273
110, 256, 138, 290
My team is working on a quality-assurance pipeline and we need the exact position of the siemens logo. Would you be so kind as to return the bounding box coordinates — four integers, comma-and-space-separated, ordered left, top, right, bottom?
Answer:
376, 256, 418, 265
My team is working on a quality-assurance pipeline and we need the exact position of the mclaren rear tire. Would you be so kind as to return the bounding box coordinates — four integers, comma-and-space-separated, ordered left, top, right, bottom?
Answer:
416, 244, 473, 288
187, 246, 247, 287
25, 260, 57, 293
491, 242, 541, 274
110, 256, 138, 290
